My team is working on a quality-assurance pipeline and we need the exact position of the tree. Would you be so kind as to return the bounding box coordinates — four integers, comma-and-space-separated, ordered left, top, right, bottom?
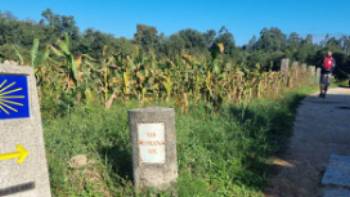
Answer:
325, 36, 342, 52
177, 29, 207, 51
287, 32, 302, 49
160, 34, 186, 58
340, 36, 350, 55
203, 29, 216, 48
245, 35, 257, 51
212, 26, 235, 55
79, 29, 117, 58
40, 9, 80, 46
255, 27, 287, 51
134, 24, 159, 53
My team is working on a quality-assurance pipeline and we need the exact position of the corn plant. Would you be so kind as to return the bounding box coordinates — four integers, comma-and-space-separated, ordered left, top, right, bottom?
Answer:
7, 34, 317, 112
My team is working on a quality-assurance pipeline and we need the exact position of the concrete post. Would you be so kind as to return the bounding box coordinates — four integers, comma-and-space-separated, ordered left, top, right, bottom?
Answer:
0, 64, 51, 197
280, 58, 289, 74
308, 66, 316, 84
308, 66, 315, 76
301, 63, 307, 72
289, 62, 299, 87
316, 67, 321, 84
128, 107, 178, 191
280, 59, 289, 85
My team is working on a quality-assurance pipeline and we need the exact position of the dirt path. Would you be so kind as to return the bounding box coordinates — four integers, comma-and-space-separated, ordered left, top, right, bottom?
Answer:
265, 87, 350, 197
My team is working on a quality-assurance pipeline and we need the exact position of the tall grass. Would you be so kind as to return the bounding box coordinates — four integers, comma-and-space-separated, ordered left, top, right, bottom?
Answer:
43, 87, 312, 196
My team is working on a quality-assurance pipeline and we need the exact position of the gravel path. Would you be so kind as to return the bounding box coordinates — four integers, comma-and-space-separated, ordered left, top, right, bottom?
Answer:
266, 87, 350, 197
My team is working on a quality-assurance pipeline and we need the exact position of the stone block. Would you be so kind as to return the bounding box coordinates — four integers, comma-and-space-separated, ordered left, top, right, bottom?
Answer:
128, 107, 178, 191
0, 64, 51, 197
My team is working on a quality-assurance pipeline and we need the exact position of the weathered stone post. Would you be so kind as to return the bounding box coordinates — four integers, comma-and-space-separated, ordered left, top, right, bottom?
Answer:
292, 61, 299, 76
0, 63, 51, 197
300, 63, 307, 83
308, 66, 316, 84
301, 63, 307, 72
289, 61, 299, 87
280, 58, 289, 74
316, 67, 321, 84
128, 107, 178, 191
280, 58, 290, 85
308, 66, 315, 76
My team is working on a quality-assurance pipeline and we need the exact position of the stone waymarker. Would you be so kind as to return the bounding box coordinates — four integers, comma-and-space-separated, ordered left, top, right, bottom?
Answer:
280, 58, 289, 73
301, 63, 307, 73
316, 67, 321, 83
0, 64, 51, 197
308, 66, 315, 76
128, 107, 177, 191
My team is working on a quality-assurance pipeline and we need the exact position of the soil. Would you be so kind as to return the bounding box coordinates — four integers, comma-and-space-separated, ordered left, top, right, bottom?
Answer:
265, 88, 350, 197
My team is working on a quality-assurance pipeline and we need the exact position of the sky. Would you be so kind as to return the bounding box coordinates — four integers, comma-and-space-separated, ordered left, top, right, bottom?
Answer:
1, 0, 349, 45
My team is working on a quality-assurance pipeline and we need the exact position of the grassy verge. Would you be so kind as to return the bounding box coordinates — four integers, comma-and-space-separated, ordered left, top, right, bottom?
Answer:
335, 79, 350, 88
42, 87, 313, 197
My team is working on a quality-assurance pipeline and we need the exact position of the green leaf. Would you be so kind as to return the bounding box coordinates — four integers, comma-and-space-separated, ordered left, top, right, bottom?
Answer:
69, 55, 79, 82
31, 38, 40, 67
13, 46, 24, 65
38, 46, 50, 66
49, 45, 64, 57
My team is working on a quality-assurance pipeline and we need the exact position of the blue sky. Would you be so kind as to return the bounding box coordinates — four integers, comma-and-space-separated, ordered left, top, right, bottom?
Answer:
1, 0, 349, 45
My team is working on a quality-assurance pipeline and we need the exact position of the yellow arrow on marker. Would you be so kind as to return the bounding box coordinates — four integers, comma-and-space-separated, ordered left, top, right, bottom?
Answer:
0, 144, 29, 164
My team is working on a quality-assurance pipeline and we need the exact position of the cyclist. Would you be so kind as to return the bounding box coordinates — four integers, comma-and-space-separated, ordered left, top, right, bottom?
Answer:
320, 51, 336, 98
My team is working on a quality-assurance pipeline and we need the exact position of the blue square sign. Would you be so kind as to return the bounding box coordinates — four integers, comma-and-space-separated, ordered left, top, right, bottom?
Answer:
0, 74, 30, 119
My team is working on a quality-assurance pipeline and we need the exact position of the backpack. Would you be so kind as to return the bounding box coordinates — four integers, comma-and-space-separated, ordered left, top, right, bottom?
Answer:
323, 56, 334, 71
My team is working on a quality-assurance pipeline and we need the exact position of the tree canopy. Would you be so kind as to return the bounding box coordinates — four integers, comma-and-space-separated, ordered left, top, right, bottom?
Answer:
0, 9, 349, 77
